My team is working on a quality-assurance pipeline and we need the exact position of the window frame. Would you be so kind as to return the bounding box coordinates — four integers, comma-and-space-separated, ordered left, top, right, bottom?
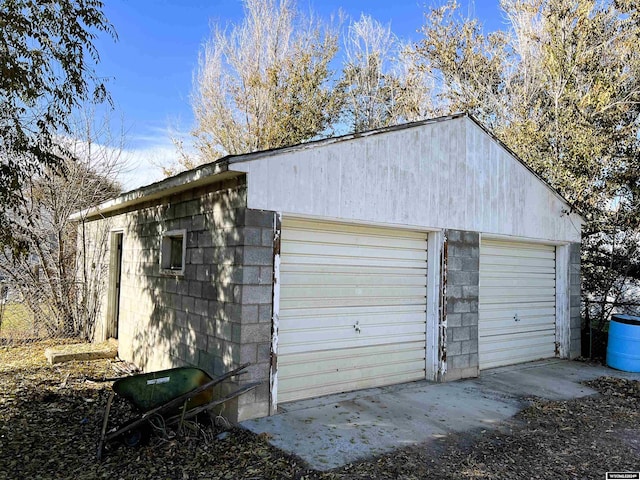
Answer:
160, 229, 187, 276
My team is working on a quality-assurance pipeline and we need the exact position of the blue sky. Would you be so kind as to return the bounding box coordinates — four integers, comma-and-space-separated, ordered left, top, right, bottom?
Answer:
91, 0, 504, 189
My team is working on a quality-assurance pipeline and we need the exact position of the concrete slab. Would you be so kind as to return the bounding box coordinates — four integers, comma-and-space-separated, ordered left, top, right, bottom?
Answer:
44, 339, 118, 365
241, 360, 640, 471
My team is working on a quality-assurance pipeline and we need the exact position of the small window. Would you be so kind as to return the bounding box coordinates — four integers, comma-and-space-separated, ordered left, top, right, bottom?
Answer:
160, 229, 186, 275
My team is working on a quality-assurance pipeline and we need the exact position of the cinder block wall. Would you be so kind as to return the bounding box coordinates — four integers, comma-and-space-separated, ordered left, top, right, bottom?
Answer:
444, 230, 480, 381
569, 242, 581, 358
82, 176, 274, 421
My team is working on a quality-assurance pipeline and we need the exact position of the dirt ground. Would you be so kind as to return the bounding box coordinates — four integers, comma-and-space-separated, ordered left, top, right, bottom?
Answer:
1, 341, 639, 480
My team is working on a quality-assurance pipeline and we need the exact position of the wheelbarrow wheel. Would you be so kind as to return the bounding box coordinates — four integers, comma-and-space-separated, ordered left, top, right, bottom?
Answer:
122, 425, 149, 448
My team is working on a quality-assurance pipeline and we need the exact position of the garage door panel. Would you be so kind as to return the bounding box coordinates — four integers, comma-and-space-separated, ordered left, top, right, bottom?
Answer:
479, 239, 556, 369
278, 218, 428, 403
280, 296, 426, 310
279, 254, 425, 269
480, 275, 556, 288
278, 343, 426, 402
279, 323, 426, 349
281, 272, 427, 287
279, 332, 428, 356
480, 286, 556, 299
479, 319, 555, 337
281, 284, 427, 301
284, 228, 427, 249
282, 242, 427, 262
279, 308, 426, 330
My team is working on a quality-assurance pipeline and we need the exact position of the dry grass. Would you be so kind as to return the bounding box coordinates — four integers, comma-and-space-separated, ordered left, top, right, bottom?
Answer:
0, 341, 639, 479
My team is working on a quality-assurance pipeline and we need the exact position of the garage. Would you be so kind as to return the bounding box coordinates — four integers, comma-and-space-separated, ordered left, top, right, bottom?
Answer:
479, 239, 557, 369
277, 218, 428, 403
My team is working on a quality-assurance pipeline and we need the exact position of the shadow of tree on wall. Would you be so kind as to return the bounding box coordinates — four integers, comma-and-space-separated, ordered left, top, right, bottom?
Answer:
86, 175, 273, 420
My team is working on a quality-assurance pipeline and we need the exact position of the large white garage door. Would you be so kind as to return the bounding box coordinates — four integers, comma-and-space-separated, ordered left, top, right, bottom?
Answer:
479, 239, 556, 370
277, 218, 427, 403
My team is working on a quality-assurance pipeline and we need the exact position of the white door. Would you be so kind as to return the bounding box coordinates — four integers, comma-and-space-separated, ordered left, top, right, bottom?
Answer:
479, 239, 556, 369
277, 218, 428, 403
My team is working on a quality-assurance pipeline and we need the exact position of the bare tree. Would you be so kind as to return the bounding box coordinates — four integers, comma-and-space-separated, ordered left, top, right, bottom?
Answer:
180, 0, 342, 170
340, 14, 437, 132
0, 108, 124, 339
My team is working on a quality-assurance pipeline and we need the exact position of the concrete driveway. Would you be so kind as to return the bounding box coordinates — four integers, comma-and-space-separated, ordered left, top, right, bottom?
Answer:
241, 360, 640, 471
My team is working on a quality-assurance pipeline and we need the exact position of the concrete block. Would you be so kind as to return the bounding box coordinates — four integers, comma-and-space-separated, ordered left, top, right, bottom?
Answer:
189, 281, 202, 298
242, 266, 260, 284
196, 265, 212, 282
195, 298, 209, 316
233, 285, 243, 303
201, 315, 216, 336
243, 227, 263, 246
258, 304, 272, 323
245, 209, 274, 228
188, 313, 203, 333
182, 296, 195, 313
257, 342, 271, 362
461, 339, 478, 355
195, 332, 208, 351
447, 340, 462, 357
446, 285, 462, 300
446, 313, 463, 327
225, 227, 244, 247
240, 343, 258, 363
462, 285, 479, 299
462, 312, 478, 327
242, 304, 259, 323
259, 267, 273, 285
215, 320, 233, 341
469, 352, 479, 367
451, 299, 472, 314
232, 323, 241, 343
237, 401, 270, 422
463, 231, 479, 245
240, 323, 272, 344
447, 256, 463, 272
451, 326, 471, 342
243, 246, 274, 266
451, 354, 470, 370
462, 256, 479, 272
187, 231, 199, 248
224, 303, 243, 323
448, 270, 471, 287
175, 310, 188, 328
261, 228, 273, 247
192, 214, 205, 231
241, 285, 273, 304
446, 230, 462, 242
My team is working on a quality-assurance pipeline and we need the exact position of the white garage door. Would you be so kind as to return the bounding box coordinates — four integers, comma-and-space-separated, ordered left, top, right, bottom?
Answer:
479, 239, 556, 370
277, 218, 428, 403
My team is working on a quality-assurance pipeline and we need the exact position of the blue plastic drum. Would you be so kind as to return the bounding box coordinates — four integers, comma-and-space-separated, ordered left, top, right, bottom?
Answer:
606, 314, 640, 372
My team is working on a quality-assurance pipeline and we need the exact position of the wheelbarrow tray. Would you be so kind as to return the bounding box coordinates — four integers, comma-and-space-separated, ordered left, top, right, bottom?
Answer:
112, 367, 213, 412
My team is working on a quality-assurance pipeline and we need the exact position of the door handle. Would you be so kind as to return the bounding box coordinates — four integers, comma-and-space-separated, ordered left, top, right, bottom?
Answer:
354, 321, 361, 333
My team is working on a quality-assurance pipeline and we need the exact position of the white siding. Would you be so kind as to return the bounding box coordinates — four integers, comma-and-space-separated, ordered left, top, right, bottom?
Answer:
231, 117, 582, 243
278, 218, 427, 403
479, 239, 557, 369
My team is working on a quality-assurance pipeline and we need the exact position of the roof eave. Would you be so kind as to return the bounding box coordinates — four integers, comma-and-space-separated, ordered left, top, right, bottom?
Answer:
70, 159, 235, 221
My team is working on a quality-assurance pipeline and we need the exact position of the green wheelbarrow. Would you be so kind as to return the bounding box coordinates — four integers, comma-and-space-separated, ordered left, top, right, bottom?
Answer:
97, 363, 258, 460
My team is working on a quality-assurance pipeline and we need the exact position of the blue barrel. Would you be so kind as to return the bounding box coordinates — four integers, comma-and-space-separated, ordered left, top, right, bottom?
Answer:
606, 314, 640, 372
